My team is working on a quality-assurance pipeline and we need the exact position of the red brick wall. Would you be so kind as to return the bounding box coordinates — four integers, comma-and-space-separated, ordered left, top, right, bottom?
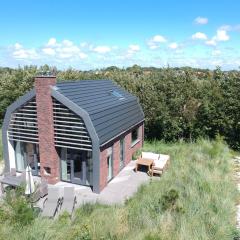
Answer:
113, 141, 120, 176
35, 76, 60, 184
99, 123, 144, 191
99, 147, 108, 191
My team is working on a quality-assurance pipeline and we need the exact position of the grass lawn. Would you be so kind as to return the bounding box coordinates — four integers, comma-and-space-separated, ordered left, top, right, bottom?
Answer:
0, 138, 239, 240
0, 128, 2, 161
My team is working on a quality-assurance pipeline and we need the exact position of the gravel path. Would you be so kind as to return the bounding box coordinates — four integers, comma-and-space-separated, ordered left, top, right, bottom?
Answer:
233, 156, 240, 228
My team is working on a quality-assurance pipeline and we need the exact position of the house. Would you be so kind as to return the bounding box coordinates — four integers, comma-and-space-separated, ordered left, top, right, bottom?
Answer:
2, 75, 144, 193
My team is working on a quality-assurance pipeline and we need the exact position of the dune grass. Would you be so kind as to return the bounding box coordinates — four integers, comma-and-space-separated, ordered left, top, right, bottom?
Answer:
0, 138, 238, 240
0, 128, 2, 161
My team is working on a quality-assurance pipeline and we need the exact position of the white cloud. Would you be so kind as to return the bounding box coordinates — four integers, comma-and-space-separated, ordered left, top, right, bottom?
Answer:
80, 42, 88, 48
192, 32, 208, 40
12, 43, 39, 59
147, 35, 167, 49
79, 52, 88, 59
152, 35, 167, 43
47, 38, 57, 46
14, 43, 22, 50
93, 46, 111, 54
214, 30, 229, 41
42, 47, 56, 56
205, 29, 230, 47
42, 38, 88, 59
168, 42, 178, 49
205, 39, 217, 46
127, 44, 140, 54
194, 17, 208, 25
62, 39, 74, 47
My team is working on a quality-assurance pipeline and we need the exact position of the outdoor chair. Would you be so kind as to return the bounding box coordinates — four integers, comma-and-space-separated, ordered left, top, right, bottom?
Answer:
20, 170, 26, 183
31, 178, 48, 203
151, 154, 170, 176
4, 168, 17, 177
41, 187, 62, 218
60, 187, 77, 216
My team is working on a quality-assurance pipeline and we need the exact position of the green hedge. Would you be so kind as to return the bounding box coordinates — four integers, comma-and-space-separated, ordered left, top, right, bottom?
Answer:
0, 65, 240, 149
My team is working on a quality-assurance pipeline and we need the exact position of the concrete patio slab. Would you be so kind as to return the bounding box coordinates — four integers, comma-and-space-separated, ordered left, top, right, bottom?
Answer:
1, 160, 157, 211
97, 161, 150, 205
53, 161, 153, 206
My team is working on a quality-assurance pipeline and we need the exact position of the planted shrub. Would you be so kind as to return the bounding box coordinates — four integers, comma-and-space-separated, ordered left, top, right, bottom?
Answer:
74, 224, 91, 240
161, 189, 179, 211
0, 186, 37, 226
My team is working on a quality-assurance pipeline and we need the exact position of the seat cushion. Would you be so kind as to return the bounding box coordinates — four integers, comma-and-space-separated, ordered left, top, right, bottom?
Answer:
154, 154, 170, 169
159, 154, 170, 162
154, 159, 167, 169
141, 152, 159, 161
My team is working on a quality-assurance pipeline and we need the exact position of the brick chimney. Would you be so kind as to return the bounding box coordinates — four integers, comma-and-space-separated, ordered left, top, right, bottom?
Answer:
35, 74, 60, 184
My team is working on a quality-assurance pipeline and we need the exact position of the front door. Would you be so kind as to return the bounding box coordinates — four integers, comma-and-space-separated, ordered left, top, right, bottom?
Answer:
60, 147, 88, 185
70, 149, 87, 185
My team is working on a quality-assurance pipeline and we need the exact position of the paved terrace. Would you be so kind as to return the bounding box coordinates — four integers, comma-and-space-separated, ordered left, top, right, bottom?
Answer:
52, 161, 151, 206
0, 161, 155, 208
33, 161, 152, 210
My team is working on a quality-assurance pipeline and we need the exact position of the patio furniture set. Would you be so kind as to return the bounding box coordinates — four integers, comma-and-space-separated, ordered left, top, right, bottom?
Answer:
0, 168, 47, 199
0, 169, 77, 218
135, 152, 170, 176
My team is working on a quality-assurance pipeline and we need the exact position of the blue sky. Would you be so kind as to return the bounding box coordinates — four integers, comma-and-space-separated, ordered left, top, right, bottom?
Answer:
0, 0, 240, 69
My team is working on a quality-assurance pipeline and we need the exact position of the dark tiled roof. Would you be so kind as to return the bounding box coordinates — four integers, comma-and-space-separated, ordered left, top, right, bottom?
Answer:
55, 80, 144, 145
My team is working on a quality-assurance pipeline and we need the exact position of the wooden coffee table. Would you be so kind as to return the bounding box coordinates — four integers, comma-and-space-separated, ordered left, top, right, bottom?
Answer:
135, 158, 154, 176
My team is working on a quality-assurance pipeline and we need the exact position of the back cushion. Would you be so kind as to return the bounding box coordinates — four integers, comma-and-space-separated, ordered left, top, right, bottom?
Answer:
142, 152, 159, 161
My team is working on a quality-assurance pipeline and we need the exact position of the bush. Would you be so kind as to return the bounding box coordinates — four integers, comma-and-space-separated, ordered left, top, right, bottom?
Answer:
0, 186, 37, 226
1, 66, 240, 149
160, 189, 179, 211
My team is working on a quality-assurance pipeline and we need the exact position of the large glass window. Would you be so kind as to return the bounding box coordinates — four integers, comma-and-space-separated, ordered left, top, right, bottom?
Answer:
120, 138, 125, 170
60, 148, 71, 182
86, 151, 93, 186
14, 141, 39, 174
131, 127, 139, 145
107, 147, 113, 181
15, 141, 26, 171
59, 147, 93, 186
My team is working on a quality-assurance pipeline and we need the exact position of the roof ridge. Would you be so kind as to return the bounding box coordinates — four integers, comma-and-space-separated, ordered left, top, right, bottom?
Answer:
57, 79, 111, 85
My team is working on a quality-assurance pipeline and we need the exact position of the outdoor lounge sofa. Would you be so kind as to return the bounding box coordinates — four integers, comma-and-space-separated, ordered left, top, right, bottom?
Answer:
59, 187, 77, 216
152, 154, 170, 176
5, 168, 17, 177
141, 152, 170, 176
41, 187, 62, 218
0, 170, 26, 193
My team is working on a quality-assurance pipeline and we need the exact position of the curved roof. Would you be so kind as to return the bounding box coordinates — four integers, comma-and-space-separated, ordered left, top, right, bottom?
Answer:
54, 80, 144, 145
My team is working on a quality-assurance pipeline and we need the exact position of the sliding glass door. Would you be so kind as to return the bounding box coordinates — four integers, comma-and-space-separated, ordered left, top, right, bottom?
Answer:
14, 141, 40, 175
59, 147, 93, 186
60, 148, 71, 182
15, 141, 26, 171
